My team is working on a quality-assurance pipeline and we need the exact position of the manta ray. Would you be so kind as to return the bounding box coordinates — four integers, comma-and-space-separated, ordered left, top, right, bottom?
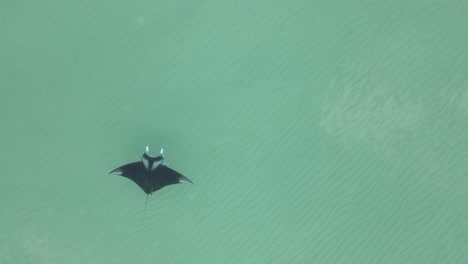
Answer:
110, 146, 192, 194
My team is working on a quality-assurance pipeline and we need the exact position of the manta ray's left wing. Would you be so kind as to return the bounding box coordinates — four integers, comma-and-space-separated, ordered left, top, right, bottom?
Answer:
109, 162, 153, 194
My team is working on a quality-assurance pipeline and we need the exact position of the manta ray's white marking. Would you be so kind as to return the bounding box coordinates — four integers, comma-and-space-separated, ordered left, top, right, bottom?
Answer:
178, 178, 191, 184
142, 157, 149, 170
151, 160, 162, 171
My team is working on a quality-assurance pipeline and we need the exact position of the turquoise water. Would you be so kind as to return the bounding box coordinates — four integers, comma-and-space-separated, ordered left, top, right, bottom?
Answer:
1, 1, 467, 263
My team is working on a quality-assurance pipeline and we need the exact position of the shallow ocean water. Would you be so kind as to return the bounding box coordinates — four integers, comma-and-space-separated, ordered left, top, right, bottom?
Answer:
1, 1, 467, 263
